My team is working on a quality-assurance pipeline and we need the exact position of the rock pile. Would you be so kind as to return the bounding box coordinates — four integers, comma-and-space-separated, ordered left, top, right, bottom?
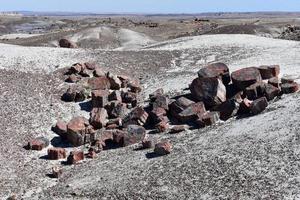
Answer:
27, 62, 299, 171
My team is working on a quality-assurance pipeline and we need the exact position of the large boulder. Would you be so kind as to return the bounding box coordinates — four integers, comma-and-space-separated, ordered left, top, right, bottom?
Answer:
124, 125, 147, 146
258, 65, 280, 79
89, 108, 108, 129
250, 97, 268, 115
177, 102, 206, 123
190, 77, 226, 107
66, 117, 88, 146
123, 106, 149, 127
231, 67, 262, 90
198, 62, 231, 85
59, 38, 77, 48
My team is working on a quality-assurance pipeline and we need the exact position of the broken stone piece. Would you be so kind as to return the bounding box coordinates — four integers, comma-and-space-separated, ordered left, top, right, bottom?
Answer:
231, 67, 262, 90
154, 141, 172, 156
47, 148, 67, 160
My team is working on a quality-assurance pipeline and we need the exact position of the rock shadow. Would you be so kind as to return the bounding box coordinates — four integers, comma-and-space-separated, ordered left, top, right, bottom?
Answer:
51, 136, 73, 148
79, 100, 93, 112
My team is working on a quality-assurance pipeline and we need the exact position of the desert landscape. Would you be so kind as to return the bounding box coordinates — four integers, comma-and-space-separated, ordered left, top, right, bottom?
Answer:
2, 11, 300, 199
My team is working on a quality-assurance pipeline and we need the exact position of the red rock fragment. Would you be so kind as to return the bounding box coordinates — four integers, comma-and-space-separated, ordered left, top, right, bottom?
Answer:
48, 148, 67, 160
52, 166, 63, 178
197, 111, 220, 127
258, 65, 280, 79
27, 137, 49, 151
59, 38, 77, 48
231, 67, 262, 90
88, 77, 111, 90
177, 102, 206, 123
250, 97, 268, 115
154, 141, 172, 155
91, 90, 109, 108
281, 82, 299, 94
265, 84, 280, 100
67, 150, 84, 164
198, 62, 231, 85
89, 108, 108, 129
268, 77, 280, 88
169, 125, 186, 134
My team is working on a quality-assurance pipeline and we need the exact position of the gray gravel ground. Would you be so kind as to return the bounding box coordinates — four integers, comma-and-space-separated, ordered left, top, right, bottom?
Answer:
1, 34, 300, 199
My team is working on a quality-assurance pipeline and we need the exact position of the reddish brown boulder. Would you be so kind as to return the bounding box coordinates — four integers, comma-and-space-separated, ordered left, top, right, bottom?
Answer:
281, 82, 299, 94
150, 107, 167, 124
190, 77, 226, 107
123, 106, 149, 127
66, 117, 88, 146
197, 111, 220, 127
106, 101, 129, 119
108, 90, 122, 102
258, 65, 280, 79
62, 86, 87, 102
88, 77, 111, 90
212, 99, 239, 121
198, 62, 231, 85
250, 97, 268, 115
265, 84, 280, 100
142, 138, 156, 149
91, 90, 109, 108
90, 108, 108, 129
67, 150, 84, 164
154, 141, 172, 155
177, 102, 206, 123
268, 77, 280, 88
123, 125, 147, 146
156, 121, 169, 133
59, 38, 77, 48
52, 166, 63, 178
152, 95, 170, 111
169, 125, 186, 134
27, 137, 49, 151
47, 148, 67, 160
245, 82, 266, 100
52, 120, 67, 139
231, 67, 262, 90
169, 97, 195, 118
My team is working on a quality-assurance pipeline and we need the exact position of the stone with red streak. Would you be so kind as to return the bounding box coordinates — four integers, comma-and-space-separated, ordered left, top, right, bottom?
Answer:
231, 67, 262, 90
67, 150, 84, 165
27, 137, 49, 151
154, 141, 172, 155
67, 117, 88, 146
48, 148, 67, 160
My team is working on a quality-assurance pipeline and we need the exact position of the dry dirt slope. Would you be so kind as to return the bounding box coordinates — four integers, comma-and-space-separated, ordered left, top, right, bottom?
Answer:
1, 34, 300, 199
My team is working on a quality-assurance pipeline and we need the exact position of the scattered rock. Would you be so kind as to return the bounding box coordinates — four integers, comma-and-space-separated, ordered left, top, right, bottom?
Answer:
212, 99, 239, 121
123, 106, 149, 127
91, 90, 109, 108
281, 82, 299, 94
154, 141, 172, 156
169, 97, 195, 118
238, 98, 253, 114
152, 95, 170, 110
198, 62, 231, 85
258, 65, 280, 79
66, 117, 88, 146
281, 76, 295, 84
231, 67, 262, 90
190, 77, 226, 107
59, 38, 77, 48
268, 77, 280, 88
150, 107, 167, 124
177, 102, 206, 123
47, 148, 67, 160
90, 108, 108, 129
52, 120, 67, 139
265, 83, 280, 100
84, 62, 98, 70
155, 121, 169, 133
27, 137, 49, 151
124, 125, 146, 146
87, 147, 97, 159
108, 101, 129, 119
142, 138, 156, 149
245, 82, 266, 100
250, 97, 268, 115
67, 150, 84, 165
62, 86, 88, 102
128, 79, 142, 93
52, 166, 63, 178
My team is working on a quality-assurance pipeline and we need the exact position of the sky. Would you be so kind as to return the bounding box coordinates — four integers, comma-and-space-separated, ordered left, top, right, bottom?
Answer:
0, 0, 300, 13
